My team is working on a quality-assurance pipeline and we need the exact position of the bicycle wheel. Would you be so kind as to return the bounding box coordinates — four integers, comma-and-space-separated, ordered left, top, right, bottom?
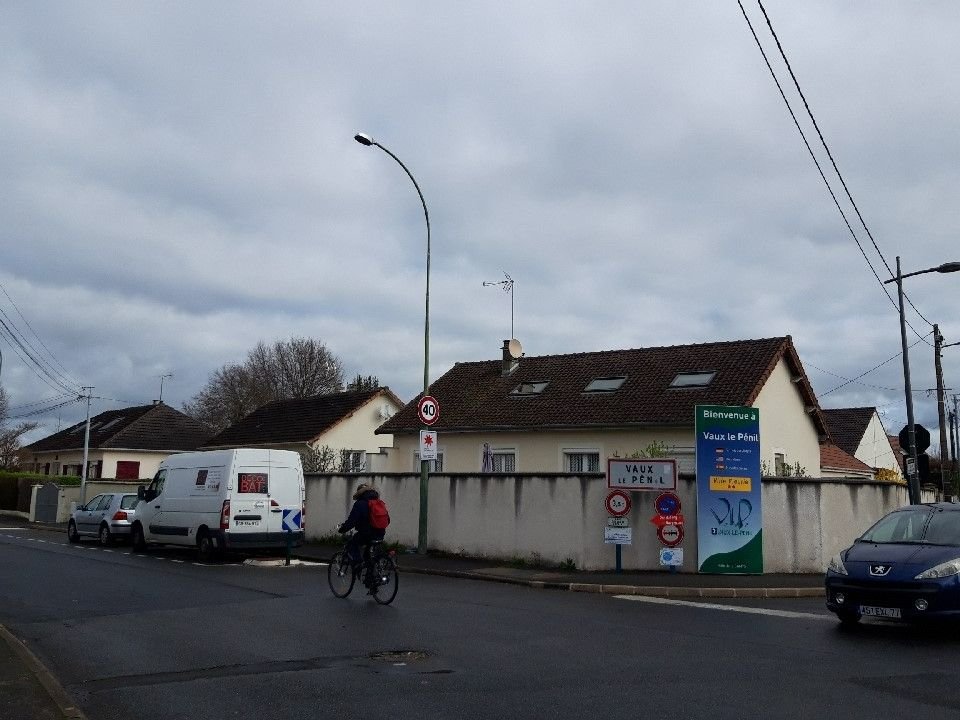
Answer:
371, 554, 398, 605
328, 551, 356, 598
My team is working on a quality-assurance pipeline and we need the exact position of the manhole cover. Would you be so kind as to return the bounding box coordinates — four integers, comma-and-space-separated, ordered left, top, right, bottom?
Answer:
369, 650, 428, 663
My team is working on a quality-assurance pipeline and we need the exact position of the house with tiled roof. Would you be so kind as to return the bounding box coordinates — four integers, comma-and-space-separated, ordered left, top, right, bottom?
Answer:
201, 388, 404, 472
377, 336, 829, 475
23, 402, 212, 480
821, 407, 903, 480
819, 442, 874, 480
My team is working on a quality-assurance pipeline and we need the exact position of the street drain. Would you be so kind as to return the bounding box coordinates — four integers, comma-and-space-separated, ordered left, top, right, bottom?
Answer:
369, 650, 429, 663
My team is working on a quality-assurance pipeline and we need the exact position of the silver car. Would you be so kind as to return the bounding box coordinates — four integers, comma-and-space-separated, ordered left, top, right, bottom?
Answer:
67, 493, 140, 545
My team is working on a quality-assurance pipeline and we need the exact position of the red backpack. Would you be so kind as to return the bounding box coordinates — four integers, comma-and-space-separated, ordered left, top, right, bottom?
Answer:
368, 498, 390, 530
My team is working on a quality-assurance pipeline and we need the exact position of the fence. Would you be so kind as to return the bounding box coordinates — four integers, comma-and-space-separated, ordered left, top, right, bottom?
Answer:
304, 472, 909, 572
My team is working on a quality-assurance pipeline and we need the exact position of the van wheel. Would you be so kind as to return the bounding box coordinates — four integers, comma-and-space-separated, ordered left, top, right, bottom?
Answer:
131, 524, 147, 552
67, 521, 80, 543
197, 532, 218, 563
98, 524, 112, 546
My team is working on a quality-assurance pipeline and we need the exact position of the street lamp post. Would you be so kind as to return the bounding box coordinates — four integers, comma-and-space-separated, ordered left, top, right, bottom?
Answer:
884, 257, 960, 504
354, 132, 432, 554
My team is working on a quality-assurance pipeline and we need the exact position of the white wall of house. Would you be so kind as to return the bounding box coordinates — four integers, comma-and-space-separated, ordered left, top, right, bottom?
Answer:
305, 473, 908, 572
311, 396, 400, 456
26, 450, 173, 479
383, 428, 697, 474
853, 413, 902, 477
752, 358, 822, 476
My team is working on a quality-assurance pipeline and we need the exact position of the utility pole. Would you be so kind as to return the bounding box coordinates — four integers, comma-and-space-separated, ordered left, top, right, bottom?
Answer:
953, 394, 960, 492
934, 325, 949, 496
79, 387, 94, 504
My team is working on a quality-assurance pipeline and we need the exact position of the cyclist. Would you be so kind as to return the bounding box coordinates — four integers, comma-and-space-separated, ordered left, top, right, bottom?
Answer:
337, 483, 387, 592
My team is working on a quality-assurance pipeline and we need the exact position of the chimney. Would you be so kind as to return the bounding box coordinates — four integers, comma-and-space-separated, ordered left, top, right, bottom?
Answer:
502, 340, 519, 376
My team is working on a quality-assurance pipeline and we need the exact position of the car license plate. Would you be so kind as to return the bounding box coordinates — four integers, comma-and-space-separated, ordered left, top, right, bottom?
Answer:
860, 605, 902, 619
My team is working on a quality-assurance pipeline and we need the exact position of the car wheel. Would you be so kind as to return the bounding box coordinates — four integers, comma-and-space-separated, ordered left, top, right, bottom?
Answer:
67, 521, 80, 544
197, 532, 217, 563
98, 524, 112, 546
131, 523, 147, 552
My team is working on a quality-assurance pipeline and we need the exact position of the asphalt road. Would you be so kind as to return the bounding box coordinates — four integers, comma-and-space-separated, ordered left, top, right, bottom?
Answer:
3, 526, 960, 720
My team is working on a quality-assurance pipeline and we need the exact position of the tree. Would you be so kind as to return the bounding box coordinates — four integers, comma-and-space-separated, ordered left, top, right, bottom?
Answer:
346, 374, 380, 391
0, 387, 38, 470
183, 337, 346, 433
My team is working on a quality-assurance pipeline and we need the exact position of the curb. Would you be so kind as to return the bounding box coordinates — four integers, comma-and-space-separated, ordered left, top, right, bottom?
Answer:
292, 554, 825, 598
0, 624, 87, 720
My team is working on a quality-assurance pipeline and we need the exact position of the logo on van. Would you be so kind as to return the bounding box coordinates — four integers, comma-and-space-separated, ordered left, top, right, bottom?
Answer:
195, 470, 208, 487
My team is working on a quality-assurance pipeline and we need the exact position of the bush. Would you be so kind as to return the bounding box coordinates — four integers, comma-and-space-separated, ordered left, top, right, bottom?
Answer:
0, 471, 81, 511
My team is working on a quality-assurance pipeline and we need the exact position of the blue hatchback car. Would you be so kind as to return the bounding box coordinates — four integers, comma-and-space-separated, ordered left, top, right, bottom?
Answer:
825, 503, 960, 625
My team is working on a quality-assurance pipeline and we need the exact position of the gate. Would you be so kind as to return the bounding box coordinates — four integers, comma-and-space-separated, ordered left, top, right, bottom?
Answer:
34, 483, 60, 523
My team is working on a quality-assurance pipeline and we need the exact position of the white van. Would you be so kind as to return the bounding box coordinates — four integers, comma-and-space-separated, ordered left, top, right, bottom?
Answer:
131, 449, 305, 561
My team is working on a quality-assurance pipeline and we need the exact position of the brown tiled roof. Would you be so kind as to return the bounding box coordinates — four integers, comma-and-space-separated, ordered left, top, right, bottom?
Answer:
202, 388, 402, 448
887, 434, 906, 471
25, 403, 212, 453
821, 407, 876, 456
378, 336, 828, 434
820, 442, 872, 473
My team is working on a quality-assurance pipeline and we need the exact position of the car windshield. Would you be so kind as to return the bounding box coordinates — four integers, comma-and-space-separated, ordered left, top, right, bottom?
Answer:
860, 508, 931, 543
859, 508, 960, 545
120, 495, 140, 510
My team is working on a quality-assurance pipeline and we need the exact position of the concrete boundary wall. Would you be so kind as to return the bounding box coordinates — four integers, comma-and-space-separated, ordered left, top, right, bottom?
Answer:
305, 473, 910, 573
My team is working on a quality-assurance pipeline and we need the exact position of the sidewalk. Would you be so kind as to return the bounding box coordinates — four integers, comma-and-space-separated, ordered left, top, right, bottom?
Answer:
0, 625, 85, 720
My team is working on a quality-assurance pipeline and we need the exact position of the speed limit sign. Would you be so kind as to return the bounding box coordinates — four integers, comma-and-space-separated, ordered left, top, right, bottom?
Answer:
417, 395, 440, 426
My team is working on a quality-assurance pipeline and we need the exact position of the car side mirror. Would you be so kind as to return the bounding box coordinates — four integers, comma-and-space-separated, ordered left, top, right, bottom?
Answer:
137, 485, 146, 500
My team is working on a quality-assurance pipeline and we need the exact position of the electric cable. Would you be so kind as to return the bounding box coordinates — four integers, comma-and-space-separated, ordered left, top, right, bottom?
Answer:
820, 331, 933, 396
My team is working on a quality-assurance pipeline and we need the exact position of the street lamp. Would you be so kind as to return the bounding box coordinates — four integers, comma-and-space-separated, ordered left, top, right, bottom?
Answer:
884, 257, 960, 504
354, 132, 432, 554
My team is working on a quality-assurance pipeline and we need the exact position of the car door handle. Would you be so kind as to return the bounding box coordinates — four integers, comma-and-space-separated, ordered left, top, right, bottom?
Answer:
154, 505, 160, 509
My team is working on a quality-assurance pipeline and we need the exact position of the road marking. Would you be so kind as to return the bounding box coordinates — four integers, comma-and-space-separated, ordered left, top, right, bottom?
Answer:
0, 528, 26, 531
613, 594, 832, 621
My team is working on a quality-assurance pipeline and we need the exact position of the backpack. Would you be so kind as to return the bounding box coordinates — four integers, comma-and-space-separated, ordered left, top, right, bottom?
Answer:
368, 498, 390, 530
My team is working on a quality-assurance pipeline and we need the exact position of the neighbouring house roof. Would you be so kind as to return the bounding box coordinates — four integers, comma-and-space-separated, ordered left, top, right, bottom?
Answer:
202, 388, 403, 448
820, 407, 877, 456
24, 403, 212, 453
820, 442, 873, 474
378, 336, 828, 435
887, 434, 906, 471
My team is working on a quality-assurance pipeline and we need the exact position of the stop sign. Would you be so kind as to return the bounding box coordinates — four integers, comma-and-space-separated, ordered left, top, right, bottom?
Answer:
899, 424, 931, 453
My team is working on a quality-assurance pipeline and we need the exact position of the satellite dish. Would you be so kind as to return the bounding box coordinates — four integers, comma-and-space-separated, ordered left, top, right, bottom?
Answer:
507, 338, 523, 359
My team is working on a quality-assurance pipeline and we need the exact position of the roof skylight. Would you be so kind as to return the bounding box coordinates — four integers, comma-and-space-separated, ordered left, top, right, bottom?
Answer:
669, 371, 716, 388
584, 376, 626, 393
510, 381, 549, 396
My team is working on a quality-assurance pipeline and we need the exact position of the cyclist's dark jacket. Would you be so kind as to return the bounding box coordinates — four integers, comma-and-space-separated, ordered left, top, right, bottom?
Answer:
338, 488, 386, 539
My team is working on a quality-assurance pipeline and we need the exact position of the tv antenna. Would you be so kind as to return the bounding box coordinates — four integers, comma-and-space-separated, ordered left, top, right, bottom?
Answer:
158, 373, 173, 403
483, 272, 515, 340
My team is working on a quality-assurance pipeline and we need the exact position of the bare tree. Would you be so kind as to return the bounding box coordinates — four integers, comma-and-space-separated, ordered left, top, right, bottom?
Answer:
346, 374, 380, 391
0, 387, 38, 470
183, 337, 346, 433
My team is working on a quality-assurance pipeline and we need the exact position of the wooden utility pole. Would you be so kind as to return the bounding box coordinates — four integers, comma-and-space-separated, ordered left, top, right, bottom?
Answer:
934, 325, 949, 495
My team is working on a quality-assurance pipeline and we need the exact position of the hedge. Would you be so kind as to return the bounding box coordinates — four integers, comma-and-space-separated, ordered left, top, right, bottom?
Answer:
0, 471, 82, 511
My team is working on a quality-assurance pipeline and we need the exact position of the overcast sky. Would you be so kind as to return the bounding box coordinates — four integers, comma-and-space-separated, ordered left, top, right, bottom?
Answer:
2, 2, 958, 451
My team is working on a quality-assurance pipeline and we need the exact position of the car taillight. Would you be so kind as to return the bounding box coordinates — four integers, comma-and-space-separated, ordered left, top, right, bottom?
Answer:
112, 511, 128, 521
220, 500, 230, 530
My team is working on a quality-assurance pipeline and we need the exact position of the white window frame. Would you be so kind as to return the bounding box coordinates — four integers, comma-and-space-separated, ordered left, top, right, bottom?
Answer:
341, 450, 366, 473
489, 447, 517, 473
773, 449, 787, 477
562, 448, 601, 473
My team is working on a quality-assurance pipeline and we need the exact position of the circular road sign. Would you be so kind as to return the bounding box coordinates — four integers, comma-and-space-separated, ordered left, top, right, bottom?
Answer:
655, 492, 682, 516
658, 523, 684, 548
417, 395, 440, 426
605, 490, 632, 517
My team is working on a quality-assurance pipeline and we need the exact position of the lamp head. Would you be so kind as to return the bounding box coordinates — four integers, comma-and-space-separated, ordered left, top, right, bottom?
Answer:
354, 133, 374, 146
935, 261, 960, 274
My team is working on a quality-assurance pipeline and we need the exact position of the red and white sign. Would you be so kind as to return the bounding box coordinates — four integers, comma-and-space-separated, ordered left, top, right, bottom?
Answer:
658, 523, 684, 548
650, 513, 685, 528
417, 395, 440, 426
605, 490, 632, 517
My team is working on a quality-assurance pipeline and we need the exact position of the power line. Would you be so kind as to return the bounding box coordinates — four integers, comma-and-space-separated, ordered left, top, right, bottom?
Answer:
754, 0, 935, 332
7, 393, 74, 411
0, 308, 81, 394
736, 1, 932, 346
8, 396, 80, 420
0, 281, 82, 389
820, 331, 933, 396
0, 316, 79, 395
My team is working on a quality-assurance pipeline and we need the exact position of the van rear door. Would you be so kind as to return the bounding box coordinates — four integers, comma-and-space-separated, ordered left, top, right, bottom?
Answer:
264, 463, 304, 537
229, 467, 271, 538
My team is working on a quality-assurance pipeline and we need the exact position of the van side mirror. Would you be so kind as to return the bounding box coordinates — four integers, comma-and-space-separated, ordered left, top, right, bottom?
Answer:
137, 485, 146, 500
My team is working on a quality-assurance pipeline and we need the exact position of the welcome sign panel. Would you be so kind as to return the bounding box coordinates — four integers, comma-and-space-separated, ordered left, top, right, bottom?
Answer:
696, 405, 762, 574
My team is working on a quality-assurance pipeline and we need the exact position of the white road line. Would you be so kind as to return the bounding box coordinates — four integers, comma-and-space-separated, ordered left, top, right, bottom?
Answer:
0, 528, 26, 532
171, 560, 184, 563
613, 594, 832, 621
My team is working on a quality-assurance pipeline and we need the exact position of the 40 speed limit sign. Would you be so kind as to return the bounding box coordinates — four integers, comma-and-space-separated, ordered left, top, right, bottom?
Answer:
417, 395, 440, 426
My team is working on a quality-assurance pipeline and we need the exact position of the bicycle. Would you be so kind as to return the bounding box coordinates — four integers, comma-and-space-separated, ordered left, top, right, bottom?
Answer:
328, 536, 399, 605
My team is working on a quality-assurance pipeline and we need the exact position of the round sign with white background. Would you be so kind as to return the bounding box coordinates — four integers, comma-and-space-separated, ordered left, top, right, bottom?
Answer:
605, 490, 632, 517
417, 395, 440, 425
